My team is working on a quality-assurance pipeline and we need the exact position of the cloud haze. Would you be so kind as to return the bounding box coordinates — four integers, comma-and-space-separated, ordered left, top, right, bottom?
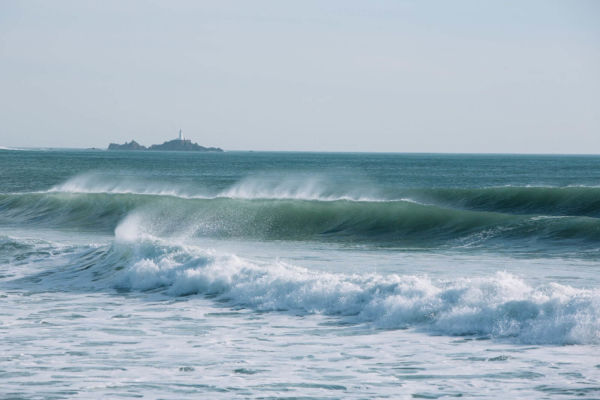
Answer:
1, 0, 599, 152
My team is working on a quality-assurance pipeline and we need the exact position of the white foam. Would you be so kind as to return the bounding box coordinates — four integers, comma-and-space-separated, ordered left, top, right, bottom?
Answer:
114, 240, 600, 345
0, 146, 24, 151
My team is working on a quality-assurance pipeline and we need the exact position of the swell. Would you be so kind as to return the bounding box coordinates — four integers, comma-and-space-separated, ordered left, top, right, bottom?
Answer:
411, 186, 600, 218
1, 192, 600, 249
0, 192, 146, 232
6, 236, 599, 345
49, 173, 600, 217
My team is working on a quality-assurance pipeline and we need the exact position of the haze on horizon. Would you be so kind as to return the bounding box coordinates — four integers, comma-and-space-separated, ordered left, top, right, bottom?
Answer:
0, 0, 599, 153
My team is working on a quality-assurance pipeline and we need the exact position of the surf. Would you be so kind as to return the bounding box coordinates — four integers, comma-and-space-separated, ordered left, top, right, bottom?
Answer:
5, 234, 599, 345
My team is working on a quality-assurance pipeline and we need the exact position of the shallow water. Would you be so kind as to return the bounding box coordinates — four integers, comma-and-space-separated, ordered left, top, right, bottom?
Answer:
1, 149, 599, 398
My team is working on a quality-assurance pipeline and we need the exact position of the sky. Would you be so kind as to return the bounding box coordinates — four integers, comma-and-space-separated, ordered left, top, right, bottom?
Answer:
0, 0, 599, 153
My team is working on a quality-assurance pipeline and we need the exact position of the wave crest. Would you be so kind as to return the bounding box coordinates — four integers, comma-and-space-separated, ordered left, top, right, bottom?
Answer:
48, 172, 381, 201
108, 240, 600, 345
47, 173, 600, 218
5, 234, 599, 345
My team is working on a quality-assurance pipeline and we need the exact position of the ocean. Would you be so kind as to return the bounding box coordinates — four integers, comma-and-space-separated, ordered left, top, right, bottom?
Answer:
1, 149, 599, 399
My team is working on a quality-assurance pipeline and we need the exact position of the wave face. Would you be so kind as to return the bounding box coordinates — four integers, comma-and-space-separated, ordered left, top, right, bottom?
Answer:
412, 186, 600, 218
2, 175, 600, 250
1, 192, 599, 250
11, 236, 598, 345
47, 173, 600, 216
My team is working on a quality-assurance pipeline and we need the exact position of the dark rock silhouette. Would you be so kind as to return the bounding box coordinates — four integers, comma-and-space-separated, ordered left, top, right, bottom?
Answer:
108, 140, 147, 151
107, 139, 223, 152
148, 139, 223, 152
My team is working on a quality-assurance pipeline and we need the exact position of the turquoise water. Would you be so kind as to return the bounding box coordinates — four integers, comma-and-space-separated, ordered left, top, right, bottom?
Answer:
1, 149, 599, 398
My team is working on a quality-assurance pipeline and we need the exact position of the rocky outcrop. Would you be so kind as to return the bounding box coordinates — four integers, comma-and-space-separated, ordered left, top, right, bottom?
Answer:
107, 139, 223, 152
148, 139, 223, 152
107, 140, 147, 150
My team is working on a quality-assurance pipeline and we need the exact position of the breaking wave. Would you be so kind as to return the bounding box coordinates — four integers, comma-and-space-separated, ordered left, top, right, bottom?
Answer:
8, 235, 599, 345
1, 197, 599, 251
47, 173, 600, 217
0, 173, 598, 251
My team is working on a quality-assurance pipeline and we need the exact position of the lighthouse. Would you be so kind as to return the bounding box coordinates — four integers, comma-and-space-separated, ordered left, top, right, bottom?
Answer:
178, 129, 184, 141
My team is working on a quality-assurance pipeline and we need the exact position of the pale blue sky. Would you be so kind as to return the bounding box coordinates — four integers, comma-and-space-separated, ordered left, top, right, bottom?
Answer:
1, 0, 599, 152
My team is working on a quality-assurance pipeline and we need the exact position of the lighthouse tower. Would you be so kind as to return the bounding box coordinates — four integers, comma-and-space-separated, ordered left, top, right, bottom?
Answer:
178, 129, 184, 141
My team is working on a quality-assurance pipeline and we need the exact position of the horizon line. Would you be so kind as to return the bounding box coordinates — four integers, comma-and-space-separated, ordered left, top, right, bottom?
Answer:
1, 146, 599, 156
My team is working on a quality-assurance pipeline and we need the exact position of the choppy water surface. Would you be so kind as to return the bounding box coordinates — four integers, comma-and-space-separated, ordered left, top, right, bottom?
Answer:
1, 149, 599, 399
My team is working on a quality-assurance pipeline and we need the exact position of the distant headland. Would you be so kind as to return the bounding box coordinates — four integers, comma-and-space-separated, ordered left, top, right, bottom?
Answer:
108, 130, 223, 152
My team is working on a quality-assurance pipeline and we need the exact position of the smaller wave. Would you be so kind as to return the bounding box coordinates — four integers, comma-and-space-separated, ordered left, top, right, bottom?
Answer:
0, 235, 82, 281
0, 146, 24, 151
117, 243, 600, 345
23, 238, 597, 345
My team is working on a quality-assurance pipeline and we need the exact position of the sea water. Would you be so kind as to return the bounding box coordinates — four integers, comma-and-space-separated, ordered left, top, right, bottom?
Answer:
0, 149, 599, 399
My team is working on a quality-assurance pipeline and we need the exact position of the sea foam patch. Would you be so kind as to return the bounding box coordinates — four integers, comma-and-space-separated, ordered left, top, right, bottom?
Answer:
108, 238, 600, 345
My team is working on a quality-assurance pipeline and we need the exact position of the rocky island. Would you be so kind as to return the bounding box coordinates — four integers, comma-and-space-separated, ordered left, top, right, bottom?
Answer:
148, 139, 223, 152
108, 131, 223, 152
108, 140, 147, 151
